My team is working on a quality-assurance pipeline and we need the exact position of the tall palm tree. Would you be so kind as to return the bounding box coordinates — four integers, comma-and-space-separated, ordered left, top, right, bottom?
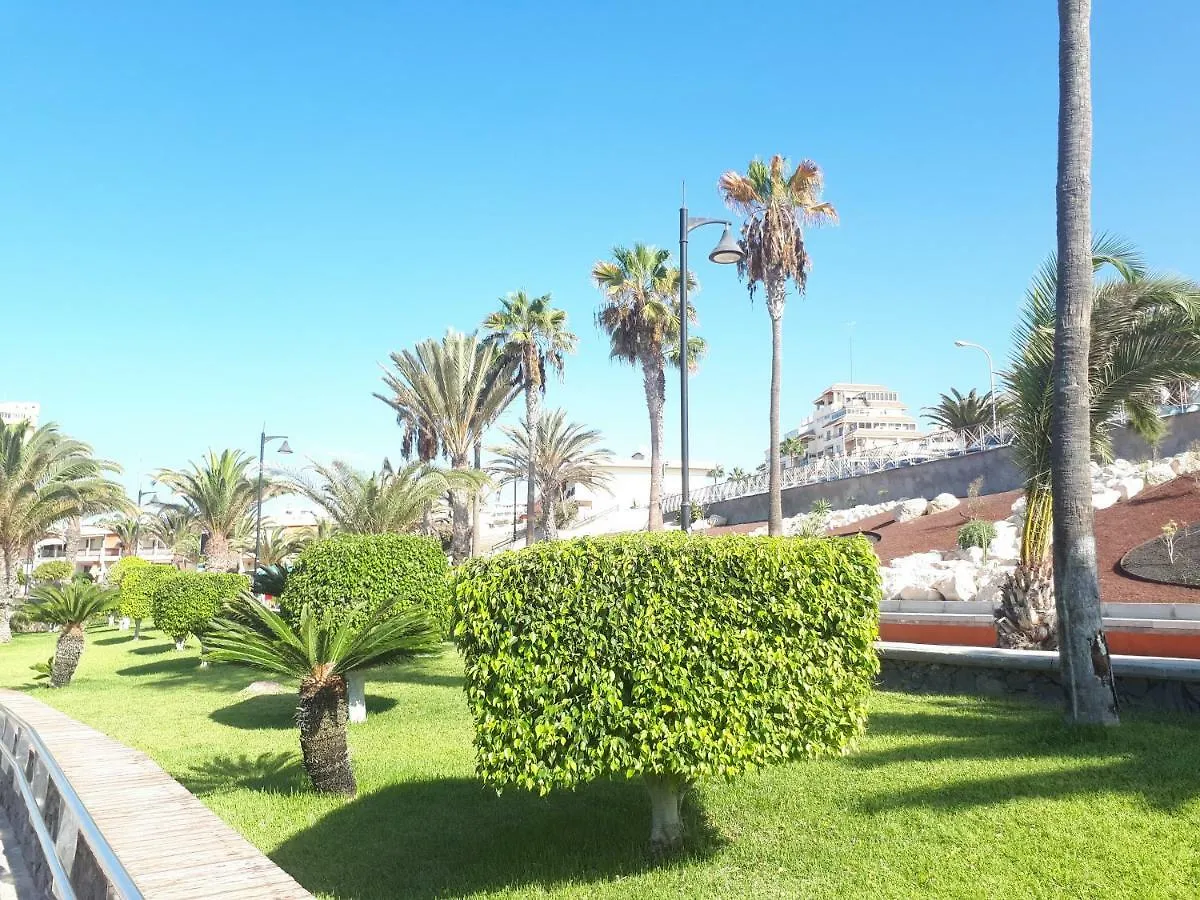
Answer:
0, 422, 125, 643
253, 525, 306, 567
147, 508, 201, 569
22, 582, 116, 686
489, 409, 614, 541
923, 388, 1002, 434
592, 244, 698, 531
999, 238, 1200, 664
288, 458, 482, 535
205, 594, 441, 795
707, 465, 726, 482
729, 467, 750, 484
376, 331, 520, 563
155, 450, 273, 573
779, 436, 806, 464
482, 292, 577, 547
104, 514, 144, 558
720, 156, 837, 536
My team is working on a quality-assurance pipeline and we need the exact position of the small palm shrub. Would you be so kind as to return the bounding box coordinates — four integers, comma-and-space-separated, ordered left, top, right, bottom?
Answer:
118, 563, 176, 638
957, 519, 997, 551
22, 582, 117, 686
252, 563, 289, 598
205, 593, 442, 795
454, 532, 880, 852
152, 571, 247, 647
33, 560, 73, 584
281, 533, 451, 635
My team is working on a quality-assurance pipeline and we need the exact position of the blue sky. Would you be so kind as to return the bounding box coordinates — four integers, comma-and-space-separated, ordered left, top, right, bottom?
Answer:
2, 1, 1198, 493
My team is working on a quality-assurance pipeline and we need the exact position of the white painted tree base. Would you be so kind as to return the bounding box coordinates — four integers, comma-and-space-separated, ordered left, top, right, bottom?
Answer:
347, 672, 367, 724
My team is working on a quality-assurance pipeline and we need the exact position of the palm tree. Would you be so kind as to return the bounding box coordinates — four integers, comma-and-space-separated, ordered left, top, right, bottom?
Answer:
729, 467, 750, 485
923, 388, 1002, 434
999, 238, 1200, 660
204, 593, 441, 795
288, 458, 482, 535
0, 422, 125, 643
155, 450, 273, 573
779, 436, 806, 465
147, 508, 201, 569
254, 525, 306, 567
489, 409, 614, 541
104, 514, 144, 557
376, 331, 520, 563
482, 292, 577, 547
22, 582, 116, 686
719, 156, 837, 536
592, 244, 699, 531
707, 465, 726, 482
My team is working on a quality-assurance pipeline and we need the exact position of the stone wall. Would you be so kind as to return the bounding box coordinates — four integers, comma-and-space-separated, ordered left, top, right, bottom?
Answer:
708, 411, 1200, 527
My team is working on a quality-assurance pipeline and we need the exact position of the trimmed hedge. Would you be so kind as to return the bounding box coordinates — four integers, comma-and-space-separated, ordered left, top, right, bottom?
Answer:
106, 556, 149, 588
453, 532, 881, 795
119, 564, 177, 623
152, 571, 248, 642
280, 533, 450, 634
33, 560, 73, 583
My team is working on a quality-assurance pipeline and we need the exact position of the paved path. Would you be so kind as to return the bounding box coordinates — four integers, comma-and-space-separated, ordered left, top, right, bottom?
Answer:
0, 809, 37, 900
0, 690, 313, 900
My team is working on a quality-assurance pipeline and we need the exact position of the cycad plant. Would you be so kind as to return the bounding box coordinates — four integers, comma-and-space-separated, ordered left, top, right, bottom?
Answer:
205, 594, 442, 795
22, 582, 117, 686
999, 237, 1200, 648
719, 156, 837, 536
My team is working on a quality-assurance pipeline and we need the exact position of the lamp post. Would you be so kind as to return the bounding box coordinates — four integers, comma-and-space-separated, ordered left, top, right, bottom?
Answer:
512, 477, 519, 542
954, 340, 998, 433
134, 486, 156, 558
678, 194, 744, 531
254, 427, 292, 574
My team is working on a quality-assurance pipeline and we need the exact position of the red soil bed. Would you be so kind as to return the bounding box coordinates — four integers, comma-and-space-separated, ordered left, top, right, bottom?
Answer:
712, 477, 1200, 603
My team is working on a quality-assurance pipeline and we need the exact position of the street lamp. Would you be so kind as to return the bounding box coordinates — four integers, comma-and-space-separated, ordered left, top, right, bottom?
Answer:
678, 196, 744, 532
135, 485, 157, 558
254, 427, 292, 574
954, 340, 998, 433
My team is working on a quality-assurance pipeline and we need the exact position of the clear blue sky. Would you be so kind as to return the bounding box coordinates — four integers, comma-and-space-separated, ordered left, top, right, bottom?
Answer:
3, 1, 1198, 492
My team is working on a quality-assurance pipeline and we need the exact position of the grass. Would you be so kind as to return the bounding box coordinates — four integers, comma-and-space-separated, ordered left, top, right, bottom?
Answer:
3, 627, 1200, 899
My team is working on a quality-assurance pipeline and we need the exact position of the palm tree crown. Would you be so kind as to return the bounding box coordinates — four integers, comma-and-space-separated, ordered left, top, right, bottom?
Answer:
923, 388, 1005, 433
482, 292, 577, 397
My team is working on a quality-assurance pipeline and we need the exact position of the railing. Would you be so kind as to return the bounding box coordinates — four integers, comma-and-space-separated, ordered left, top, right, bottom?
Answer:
0, 704, 142, 899
663, 423, 1015, 516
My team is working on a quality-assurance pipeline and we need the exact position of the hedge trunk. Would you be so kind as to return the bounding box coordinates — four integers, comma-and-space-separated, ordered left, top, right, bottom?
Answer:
51, 626, 85, 687
645, 774, 686, 853
346, 671, 367, 724
641, 350, 666, 531
132, 618, 141, 639
1052, 0, 1118, 725
766, 279, 786, 537
297, 673, 356, 795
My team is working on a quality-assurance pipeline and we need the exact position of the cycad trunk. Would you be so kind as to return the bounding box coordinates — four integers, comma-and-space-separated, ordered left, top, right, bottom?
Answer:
641, 350, 666, 531
297, 674, 356, 795
0, 547, 17, 644
449, 456, 471, 565
51, 626, 85, 687
766, 280, 787, 537
524, 377, 541, 547
644, 773, 687, 853
998, 483, 1058, 648
1053, 0, 1118, 725
205, 532, 239, 573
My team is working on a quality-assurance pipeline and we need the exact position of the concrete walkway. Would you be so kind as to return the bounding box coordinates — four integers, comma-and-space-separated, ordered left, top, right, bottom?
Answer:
0, 809, 37, 900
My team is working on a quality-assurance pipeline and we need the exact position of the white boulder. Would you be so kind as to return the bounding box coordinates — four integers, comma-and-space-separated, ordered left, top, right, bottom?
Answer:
1010, 496, 1027, 516
1145, 462, 1176, 485
928, 493, 960, 514
987, 521, 1020, 562
705, 514, 727, 527
1115, 477, 1144, 502
895, 498, 929, 522
932, 564, 978, 602
1091, 488, 1121, 510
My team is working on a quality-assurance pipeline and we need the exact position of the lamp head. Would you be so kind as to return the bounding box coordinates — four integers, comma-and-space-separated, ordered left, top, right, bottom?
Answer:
954, 340, 968, 347
708, 226, 744, 265
278, 440, 292, 455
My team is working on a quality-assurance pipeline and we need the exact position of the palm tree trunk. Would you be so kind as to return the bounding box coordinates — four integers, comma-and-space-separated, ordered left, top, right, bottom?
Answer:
449, 455, 471, 565
205, 532, 238, 573
1052, 0, 1118, 726
51, 626, 84, 687
0, 546, 15, 644
471, 440, 483, 558
65, 517, 82, 575
766, 281, 787, 537
525, 379, 540, 547
543, 484, 559, 541
297, 675, 356, 795
642, 351, 666, 531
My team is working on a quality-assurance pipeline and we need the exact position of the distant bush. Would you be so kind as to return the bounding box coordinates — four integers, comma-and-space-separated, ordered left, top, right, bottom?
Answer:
106, 556, 150, 588
152, 571, 248, 644
453, 532, 880, 851
118, 564, 177, 628
281, 533, 451, 635
957, 519, 997, 551
32, 560, 72, 583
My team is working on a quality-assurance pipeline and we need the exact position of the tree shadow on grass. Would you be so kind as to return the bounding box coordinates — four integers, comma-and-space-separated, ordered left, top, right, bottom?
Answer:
366, 670, 464, 689
179, 751, 307, 795
93, 635, 135, 646
210, 693, 398, 730
128, 643, 173, 656
853, 697, 1200, 815
273, 777, 725, 900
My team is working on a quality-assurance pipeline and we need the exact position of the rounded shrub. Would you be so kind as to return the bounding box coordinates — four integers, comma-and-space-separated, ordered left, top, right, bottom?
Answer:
453, 532, 881, 850
152, 571, 248, 643
119, 564, 177, 625
106, 556, 149, 588
281, 533, 450, 634
957, 519, 997, 551
33, 560, 73, 583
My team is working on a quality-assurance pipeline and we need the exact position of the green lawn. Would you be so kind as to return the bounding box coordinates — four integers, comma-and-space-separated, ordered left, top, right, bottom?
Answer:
3, 627, 1200, 899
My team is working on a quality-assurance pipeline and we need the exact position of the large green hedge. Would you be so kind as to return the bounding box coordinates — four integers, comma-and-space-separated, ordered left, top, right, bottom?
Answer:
281, 533, 450, 634
106, 556, 149, 588
32, 560, 73, 583
152, 571, 248, 643
118, 564, 177, 625
453, 532, 881, 849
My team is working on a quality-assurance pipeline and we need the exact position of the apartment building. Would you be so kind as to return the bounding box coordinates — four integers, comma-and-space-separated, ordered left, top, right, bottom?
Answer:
0, 402, 40, 429
784, 383, 924, 461
30, 524, 173, 580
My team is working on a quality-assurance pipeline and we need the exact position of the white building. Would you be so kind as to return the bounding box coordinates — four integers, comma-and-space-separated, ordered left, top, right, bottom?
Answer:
569, 452, 716, 514
0, 402, 39, 429
784, 383, 924, 461
31, 524, 173, 580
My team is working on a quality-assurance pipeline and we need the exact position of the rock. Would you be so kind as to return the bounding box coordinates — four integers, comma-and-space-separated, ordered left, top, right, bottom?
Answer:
932, 564, 978, 601
1010, 496, 1027, 516
705, 514, 727, 527
748, 526, 768, 536
928, 493, 960, 514
987, 521, 1019, 562
890, 551, 945, 568
1115, 477, 1144, 502
946, 546, 985, 565
897, 577, 944, 602
241, 680, 288, 696
895, 498, 929, 522
690, 519, 713, 531
1145, 462, 1176, 485
975, 571, 1011, 607
1091, 488, 1121, 510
